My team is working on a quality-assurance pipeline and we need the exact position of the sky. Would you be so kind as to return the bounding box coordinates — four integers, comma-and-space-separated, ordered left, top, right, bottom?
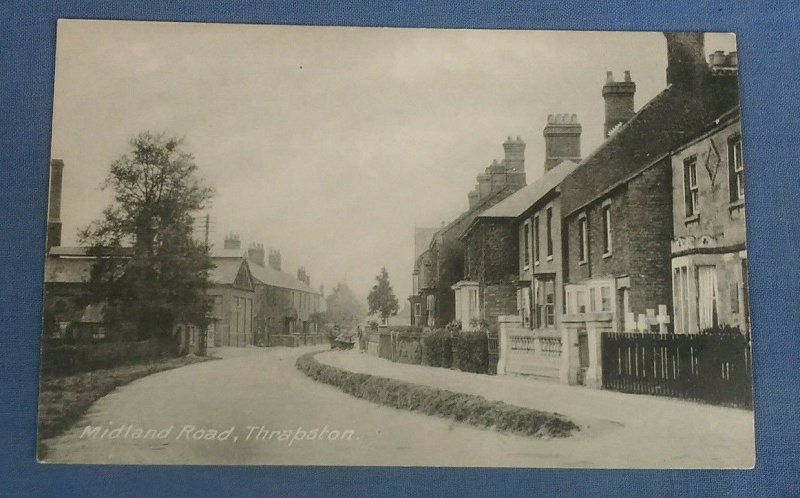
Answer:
49, 20, 736, 305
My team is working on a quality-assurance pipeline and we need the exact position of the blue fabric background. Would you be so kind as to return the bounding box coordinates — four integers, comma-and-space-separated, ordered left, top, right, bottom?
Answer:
1, 1, 798, 496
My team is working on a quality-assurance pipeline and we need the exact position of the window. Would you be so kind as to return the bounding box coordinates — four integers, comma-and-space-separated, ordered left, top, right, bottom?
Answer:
533, 215, 540, 264
522, 221, 530, 268
728, 135, 744, 202
414, 302, 421, 317
684, 156, 699, 217
519, 287, 532, 328
602, 203, 612, 256
534, 277, 555, 328
546, 207, 553, 258
578, 214, 588, 264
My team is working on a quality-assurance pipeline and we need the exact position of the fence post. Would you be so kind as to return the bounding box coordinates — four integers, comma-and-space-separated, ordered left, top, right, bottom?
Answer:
560, 314, 583, 385
585, 315, 612, 389
496, 315, 520, 375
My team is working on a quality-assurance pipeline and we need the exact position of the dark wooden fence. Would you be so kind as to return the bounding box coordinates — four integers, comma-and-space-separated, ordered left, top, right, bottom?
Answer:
601, 332, 752, 408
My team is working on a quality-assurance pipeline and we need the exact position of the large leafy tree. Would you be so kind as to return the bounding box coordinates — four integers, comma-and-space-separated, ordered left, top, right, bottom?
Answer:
79, 132, 214, 345
367, 266, 399, 325
326, 283, 366, 331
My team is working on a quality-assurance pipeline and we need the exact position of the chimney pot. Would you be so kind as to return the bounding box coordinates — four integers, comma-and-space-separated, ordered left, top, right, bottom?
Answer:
606, 71, 614, 83
624, 70, 631, 82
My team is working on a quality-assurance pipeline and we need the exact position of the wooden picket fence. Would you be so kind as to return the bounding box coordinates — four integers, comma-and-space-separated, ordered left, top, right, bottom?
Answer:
601, 332, 753, 408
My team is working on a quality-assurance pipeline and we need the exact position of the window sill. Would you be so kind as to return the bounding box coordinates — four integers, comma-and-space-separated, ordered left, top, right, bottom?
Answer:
546, 255, 554, 262
729, 199, 745, 211
578, 260, 588, 266
684, 214, 700, 225
534, 261, 540, 267
602, 252, 612, 259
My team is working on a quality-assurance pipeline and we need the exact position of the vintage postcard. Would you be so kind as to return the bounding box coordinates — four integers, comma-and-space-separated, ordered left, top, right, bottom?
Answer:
38, 19, 753, 467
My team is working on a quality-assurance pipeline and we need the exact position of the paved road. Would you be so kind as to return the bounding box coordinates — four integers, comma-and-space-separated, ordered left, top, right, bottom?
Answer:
43, 346, 606, 467
321, 350, 756, 469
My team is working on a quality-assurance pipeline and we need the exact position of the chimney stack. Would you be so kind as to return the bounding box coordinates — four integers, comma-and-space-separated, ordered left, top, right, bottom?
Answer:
602, 71, 636, 138
47, 159, 64, 251
268, 249, 282, 271
467, 189, 479, 209
297, 267, 310, 285
502, 136, 527, 185
224, 232, 241, 250
247, 243, 265, 267
543, 114, 582, 171
664, 32, 708, 88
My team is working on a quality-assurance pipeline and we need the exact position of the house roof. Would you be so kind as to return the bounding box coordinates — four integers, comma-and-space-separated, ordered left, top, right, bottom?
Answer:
427, 185, 519, 251
44, 256, 94, 284
476, 159, 580, 219
248, 261, 319, 294
560, 75, 739, 216
210, 249, 247, 259
48, 246, 134, 257
208, 257, 250, 285
414, 227, 439, 262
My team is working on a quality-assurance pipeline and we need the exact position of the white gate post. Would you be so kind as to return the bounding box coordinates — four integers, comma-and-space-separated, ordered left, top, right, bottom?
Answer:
497, 315, 520, 376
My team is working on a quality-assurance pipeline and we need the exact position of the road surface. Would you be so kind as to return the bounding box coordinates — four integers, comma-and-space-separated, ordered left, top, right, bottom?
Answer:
41, 346, 754, 467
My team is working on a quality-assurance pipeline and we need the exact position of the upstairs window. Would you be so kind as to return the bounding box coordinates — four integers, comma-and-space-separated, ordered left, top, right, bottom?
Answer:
602, 203, 612, 256
684, 156, 699, 217
578, 213, 588, 264
728, 135, 744, 202
522, 221, 530, 268
533, 215, 540, 264
546, 207, 554, 258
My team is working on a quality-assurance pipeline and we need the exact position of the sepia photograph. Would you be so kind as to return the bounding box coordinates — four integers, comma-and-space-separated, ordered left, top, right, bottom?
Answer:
37, 20, 753, 468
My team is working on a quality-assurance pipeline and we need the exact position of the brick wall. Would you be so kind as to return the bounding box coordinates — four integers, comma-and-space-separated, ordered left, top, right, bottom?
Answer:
565, 159, 674, 316
482, 283, 518, 323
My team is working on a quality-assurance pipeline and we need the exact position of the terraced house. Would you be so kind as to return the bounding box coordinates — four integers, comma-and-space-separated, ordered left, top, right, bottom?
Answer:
670, 102, 747, 335
411, 137, 527, 328
455, 114, 581, 336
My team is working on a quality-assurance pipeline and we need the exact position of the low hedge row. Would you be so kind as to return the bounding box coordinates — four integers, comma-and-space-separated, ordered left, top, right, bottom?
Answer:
296, 352, 578, 438
40, 340, 170, 377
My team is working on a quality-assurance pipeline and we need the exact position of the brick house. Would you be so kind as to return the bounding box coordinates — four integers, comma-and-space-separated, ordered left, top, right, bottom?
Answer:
455, 115, 581, 331
411, 137, 527, 328
559, 33, 740, 334
670, 103, 748, 334
409, 227, 439, 327
207, 248, 256, 347
213, 235, 323, 346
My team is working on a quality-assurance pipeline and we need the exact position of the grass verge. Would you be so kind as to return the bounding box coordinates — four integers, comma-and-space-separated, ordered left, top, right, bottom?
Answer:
296, 352, 579, 438
37, 354, 213, 458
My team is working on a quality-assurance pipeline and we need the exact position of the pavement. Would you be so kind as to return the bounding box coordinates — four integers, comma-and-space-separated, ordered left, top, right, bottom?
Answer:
317, 349, 756, 469
40, 346, 755, 468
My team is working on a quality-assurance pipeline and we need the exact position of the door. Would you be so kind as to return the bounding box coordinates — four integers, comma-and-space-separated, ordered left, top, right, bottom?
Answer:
697, 265, 718, 331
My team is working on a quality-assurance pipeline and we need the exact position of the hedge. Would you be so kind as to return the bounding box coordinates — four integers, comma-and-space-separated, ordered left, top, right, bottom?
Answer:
455, 330, 489, 374
40, 340, 171, 377
422, 329, 452, 368
296, 352, 578, 438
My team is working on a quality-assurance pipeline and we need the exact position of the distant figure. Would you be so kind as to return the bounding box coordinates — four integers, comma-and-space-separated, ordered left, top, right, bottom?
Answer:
357, 326, 366, 353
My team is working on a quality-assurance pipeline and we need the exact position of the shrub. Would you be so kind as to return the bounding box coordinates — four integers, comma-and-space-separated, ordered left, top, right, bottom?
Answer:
422, 328, 452, 368
295, 352, 579, 438
455, 330, 489, 374
40, 340, 169, 377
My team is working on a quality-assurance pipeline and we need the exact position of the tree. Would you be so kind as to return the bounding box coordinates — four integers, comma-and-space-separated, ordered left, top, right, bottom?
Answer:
367, 266, 399, 325
79, 132, 214, 349
325, 283, 366, 331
